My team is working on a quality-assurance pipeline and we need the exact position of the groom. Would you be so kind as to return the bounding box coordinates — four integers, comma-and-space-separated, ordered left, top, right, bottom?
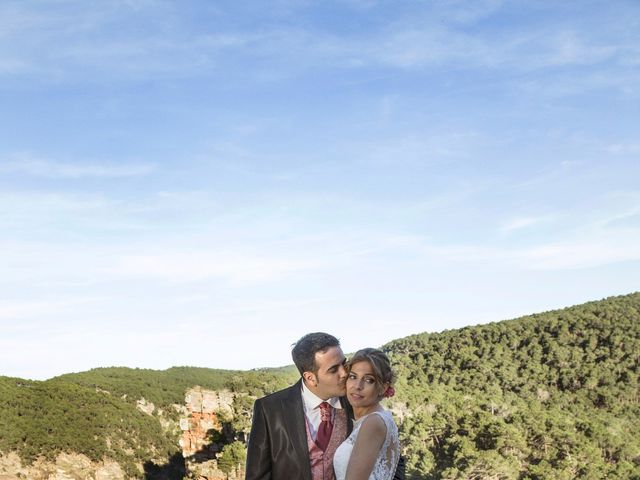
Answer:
245, 332, 349, 480
245, 332, 405, 480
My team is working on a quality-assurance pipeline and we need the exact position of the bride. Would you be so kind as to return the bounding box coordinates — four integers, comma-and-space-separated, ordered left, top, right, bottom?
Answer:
333, 348, 400, 480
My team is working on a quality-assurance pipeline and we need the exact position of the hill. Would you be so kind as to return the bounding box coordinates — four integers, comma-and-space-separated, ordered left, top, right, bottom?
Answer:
0, 366, 297, 478
385, 292, 640, 479
55, 364, 298, 409
0, 375, 177, 477
1, 292, 638, 479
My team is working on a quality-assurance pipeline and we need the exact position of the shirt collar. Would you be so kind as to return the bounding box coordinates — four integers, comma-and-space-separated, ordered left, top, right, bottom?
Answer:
301, 379, 343, 410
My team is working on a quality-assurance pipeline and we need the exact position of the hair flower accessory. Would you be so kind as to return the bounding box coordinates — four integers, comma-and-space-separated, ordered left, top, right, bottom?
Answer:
383, 386, 395, 398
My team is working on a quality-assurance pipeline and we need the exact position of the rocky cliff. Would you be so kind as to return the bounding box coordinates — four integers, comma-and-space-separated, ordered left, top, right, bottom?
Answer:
0, 386, 248, 480
179, 387, 244, 480
0, 452, 125, 480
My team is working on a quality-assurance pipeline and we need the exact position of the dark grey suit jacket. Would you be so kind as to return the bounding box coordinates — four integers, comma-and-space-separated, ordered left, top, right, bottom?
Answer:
245, 379, 404, 480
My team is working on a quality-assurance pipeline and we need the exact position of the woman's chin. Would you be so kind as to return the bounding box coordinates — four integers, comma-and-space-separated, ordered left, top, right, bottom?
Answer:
348, 393, 367, 406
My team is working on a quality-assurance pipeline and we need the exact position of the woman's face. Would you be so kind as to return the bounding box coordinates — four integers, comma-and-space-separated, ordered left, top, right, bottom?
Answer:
346, 360, 381, 408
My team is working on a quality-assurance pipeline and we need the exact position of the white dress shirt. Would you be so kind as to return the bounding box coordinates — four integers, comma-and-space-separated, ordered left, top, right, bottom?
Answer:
301, 380, 343, 439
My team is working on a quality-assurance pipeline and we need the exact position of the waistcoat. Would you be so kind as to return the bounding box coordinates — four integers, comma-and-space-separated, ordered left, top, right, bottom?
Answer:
305, 408, 347, 480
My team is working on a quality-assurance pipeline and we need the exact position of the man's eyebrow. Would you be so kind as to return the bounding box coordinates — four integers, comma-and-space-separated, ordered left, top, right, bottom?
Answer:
326, 361, 344, 372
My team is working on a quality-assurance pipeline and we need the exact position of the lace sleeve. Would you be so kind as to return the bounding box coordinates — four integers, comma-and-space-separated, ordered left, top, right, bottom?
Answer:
365, 411, 400, 480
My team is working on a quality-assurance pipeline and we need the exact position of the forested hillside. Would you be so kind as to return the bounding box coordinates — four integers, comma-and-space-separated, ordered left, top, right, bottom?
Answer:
0, 366, 297, 478
385, 292, 640, 479
0, 375, 177, 477
1, 293, 638, 479
56, 365, 298, 408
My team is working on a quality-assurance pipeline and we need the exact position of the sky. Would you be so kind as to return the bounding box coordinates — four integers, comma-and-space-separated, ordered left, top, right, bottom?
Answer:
1, 0, 639, 381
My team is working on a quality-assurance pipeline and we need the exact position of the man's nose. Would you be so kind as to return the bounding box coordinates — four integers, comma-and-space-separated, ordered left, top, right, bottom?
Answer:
338, 365, 347, 377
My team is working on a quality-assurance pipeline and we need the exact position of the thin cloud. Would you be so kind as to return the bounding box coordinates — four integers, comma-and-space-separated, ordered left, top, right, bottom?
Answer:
0, 192, 111, 214
522, 30, 620, 69
104, 250, 324, 286
3, 1, 638, 82
521, 237, 640, 270
1, 154, 155, 178
412, 233, 640, 271
606, 143, 640, 155
515, 69, 640, 99
350, 131, 486, 166
0, 58, 29, 74
0, 297, 104, 321
500, 215, 554, 233
596, 200, 640, 229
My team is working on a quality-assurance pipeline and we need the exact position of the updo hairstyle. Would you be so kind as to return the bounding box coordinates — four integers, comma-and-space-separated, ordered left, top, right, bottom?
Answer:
347, 348, 395, 397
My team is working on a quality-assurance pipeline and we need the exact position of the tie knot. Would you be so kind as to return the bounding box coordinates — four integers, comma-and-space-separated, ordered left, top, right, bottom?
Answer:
319, 401, 332, 421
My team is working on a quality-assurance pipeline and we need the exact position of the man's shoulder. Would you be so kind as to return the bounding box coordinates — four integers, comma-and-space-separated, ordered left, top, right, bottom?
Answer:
255, 381, 301, 407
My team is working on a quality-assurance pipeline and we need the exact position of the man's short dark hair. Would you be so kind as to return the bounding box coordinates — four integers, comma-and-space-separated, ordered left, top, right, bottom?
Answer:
291, 332, 340, 375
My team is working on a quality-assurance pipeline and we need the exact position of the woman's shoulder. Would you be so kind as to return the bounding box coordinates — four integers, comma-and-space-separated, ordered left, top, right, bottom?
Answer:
358, 410, 389, 436
367, 409, 396, 424
367, 409, 399, 439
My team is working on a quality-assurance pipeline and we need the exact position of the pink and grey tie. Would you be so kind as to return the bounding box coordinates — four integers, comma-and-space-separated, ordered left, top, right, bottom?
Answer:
316, 401, 333, 451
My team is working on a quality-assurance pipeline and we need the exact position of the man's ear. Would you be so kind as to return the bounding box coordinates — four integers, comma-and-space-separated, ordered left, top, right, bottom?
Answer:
303, 371, 317, 386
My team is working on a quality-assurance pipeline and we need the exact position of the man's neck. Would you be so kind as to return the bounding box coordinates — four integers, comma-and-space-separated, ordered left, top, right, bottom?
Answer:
302, 378, 329, 401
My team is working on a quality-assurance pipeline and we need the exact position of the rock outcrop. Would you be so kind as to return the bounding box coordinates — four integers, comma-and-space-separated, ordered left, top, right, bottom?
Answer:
0, 452, 125, 480
135, 397, 155, 416
0, 387, 246, 480
180, 387, 244, 480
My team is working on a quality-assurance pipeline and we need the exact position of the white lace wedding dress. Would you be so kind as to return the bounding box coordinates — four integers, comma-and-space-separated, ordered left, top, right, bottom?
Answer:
333, 409, 400, 480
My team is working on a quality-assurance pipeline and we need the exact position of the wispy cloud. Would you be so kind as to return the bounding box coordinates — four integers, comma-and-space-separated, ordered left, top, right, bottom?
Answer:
2, 0, 638, 84
0, 297, 104, 321
1, 0, 639, 381
349, 131, 486, 167
1, 154, 155, 178
520, 235, 640, 270
524, 30, 620, 69
606, 143, 640, 155
596, 196, 640, 229
0, 191, 111, 212
105, 250, 323, 285
407, 231, 640, 271
500, 215, 555, 233
0, 58, 29, 74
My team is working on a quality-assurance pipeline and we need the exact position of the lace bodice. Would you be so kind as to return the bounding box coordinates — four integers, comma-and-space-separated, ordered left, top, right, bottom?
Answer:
333, 409, 399, 480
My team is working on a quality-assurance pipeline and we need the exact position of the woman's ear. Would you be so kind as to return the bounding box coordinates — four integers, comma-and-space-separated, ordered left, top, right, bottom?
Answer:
379, 382, 389, 397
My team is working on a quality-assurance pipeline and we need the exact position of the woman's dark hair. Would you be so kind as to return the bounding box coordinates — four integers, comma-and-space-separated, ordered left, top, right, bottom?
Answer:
347, 348, 395, 396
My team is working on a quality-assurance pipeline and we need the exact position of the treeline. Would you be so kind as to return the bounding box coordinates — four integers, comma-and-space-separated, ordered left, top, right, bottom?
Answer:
1, 293, 638, 479
55, 365, 297, 410
0, 376, 176, 477
384, 292, 640, 479
0, 366, 297, 477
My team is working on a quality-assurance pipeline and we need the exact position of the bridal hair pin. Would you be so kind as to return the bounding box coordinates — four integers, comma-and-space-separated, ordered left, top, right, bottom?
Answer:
383, 386, 395, 398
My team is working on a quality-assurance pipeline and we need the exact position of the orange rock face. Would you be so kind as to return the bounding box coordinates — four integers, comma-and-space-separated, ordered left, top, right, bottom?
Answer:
180, 388, 225, 457
180, 410, 222, 457
179, 387, 245, 480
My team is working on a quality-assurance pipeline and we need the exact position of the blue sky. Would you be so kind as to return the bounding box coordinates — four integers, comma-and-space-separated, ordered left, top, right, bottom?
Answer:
1, 0, 639, 380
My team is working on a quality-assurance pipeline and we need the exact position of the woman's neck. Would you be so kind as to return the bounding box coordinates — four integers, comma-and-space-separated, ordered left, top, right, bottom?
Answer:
353, 403, 383, 421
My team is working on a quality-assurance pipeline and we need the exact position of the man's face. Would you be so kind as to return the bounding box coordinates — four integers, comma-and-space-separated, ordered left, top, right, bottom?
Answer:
304, 346, 347, 400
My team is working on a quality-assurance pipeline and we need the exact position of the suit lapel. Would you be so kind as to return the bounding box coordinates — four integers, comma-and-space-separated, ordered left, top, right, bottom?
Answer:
282, 380, 313, 480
